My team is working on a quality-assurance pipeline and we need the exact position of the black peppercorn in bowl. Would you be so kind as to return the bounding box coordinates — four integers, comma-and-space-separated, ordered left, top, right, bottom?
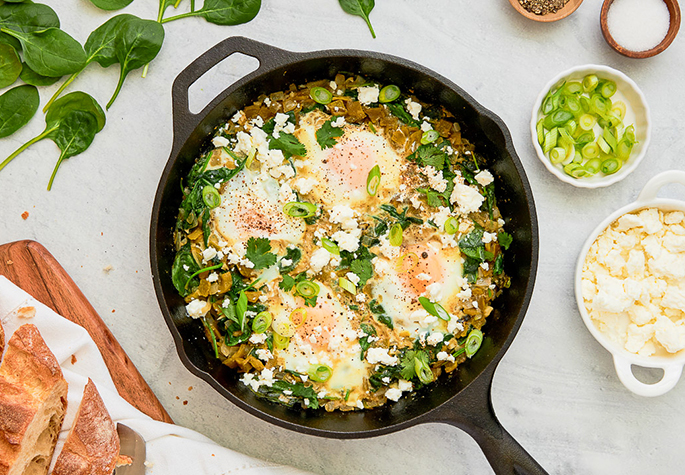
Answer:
508, 0, 584, 21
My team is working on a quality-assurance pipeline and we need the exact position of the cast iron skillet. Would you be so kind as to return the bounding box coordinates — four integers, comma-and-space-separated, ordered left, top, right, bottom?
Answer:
150, 37, 544, 474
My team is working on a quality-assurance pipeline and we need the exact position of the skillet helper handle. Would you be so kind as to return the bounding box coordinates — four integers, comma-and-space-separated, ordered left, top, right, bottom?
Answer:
171, 36, 295, 138
427, 374, 548, 475
637, 169, 685, 202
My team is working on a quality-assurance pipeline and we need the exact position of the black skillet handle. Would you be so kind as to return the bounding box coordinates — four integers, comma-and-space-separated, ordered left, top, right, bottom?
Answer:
171, 36, 297, 141
423, 370, 548, 475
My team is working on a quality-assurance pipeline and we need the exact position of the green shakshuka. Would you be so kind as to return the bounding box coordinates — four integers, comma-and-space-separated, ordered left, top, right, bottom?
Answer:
172, 75, 512, 411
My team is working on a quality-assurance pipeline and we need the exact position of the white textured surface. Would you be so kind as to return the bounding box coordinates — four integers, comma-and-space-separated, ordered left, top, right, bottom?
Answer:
1, 1, 684, 474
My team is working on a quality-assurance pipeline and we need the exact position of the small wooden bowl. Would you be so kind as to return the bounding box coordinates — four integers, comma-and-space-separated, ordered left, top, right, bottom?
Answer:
508, 0, 584, 22
601, 0, 681, 58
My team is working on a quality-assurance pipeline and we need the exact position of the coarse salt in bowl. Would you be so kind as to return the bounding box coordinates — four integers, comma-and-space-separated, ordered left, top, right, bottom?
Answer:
575, 170, 685, 397
530, 64, 651, 188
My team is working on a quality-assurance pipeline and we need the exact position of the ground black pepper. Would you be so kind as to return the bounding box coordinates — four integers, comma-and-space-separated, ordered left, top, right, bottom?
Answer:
518, 0, 570, 15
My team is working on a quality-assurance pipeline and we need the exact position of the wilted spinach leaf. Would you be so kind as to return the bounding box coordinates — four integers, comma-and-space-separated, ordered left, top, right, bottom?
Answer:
172, 244, 200, 296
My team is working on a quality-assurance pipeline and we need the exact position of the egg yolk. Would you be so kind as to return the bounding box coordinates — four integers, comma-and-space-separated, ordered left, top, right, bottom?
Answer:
323, 134, 378, 194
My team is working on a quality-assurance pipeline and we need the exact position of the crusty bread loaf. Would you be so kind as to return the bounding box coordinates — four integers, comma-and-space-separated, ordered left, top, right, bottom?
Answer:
52, 379, 120, 475
0, 324, 68, 475
0, 320, 4, 355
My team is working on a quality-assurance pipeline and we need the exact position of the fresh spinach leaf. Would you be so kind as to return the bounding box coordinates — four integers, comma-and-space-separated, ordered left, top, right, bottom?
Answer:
236, 290, 248, 332
338, 0, 376, 38
47, 110, 99, 190
379, 203, 423, 229
89, 0, 135, 11
171, 244, 200, 296
19, 61, 61, 86
315, 119, 344, 149
0, 2, 60, 35
0, 42, 21, 88
458, 228, 494, 262
269, 132, 306, 159
462, 256, 480, 283
85, 14, 135, 68
257, 380, 319, 409
498, 231, 513, 250
494, 254, 504, 275
368, 299, 384, 314
0, 84, 38, 139
1, 27, 87, 77
107, 16, 164, 109
162, 0, 261, 26
245, 237, 277, 270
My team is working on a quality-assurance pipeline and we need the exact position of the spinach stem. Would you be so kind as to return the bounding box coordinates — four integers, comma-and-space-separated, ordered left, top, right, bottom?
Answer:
157, 0, 166, 22
106, 74, 126, 110
364, 18, 376, 39
47, 150, 66, 191
0, 128, 54, 173
43, 71, 81, 113
190, 0, 195, 11
142, 63, 149, 78
160, 11, 200, 23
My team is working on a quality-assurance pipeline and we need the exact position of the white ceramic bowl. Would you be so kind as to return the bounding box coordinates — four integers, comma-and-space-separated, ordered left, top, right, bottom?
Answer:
575, 170, 685, 397
531, 64, 651, 188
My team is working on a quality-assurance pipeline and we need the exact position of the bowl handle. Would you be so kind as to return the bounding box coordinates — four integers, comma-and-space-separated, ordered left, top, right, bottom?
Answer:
637, 170, 685, 203
613, 355, 683, 397
171, 36, 298, 140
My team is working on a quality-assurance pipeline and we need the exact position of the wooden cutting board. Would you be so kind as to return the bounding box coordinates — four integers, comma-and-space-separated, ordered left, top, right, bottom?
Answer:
0, 240, 173, 424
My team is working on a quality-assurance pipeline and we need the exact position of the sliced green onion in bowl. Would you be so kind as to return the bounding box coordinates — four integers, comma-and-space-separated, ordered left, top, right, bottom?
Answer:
581, 142, 600, 159
543, 128, 558, 154
464, 329, 483, 358
579, 113, 597, 131
601, 157, 622, 175
444, 217, 458, 235
378, 84, 400, 103
308, 364, 333, 382
338, 277, 356, 294
296, 280, 320, 298
321, 237, 340, 255
584, 158, 602, 175
420, 130, 439, 145
389, 223, 403, 246
202, 186, 221, 208
612, 101, 626, 120
310, 86, 333, 105
549, 147, 567, 165
366, 164, 381, 196
536, 120, 544, 146
599, 80, 617, 98
252, 311, 273, 334
582, 74, 598, 92
283, 201, 317, 218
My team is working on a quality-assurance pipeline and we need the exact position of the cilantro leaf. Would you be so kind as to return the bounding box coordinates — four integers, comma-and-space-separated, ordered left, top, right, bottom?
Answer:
316, 119, 344, 149
350, 258, 374, 288
498, 231, 513, 250
269, 132, 306, 159
279, 247, 302, 274
408, 144, 447, 170
245, 237, 277, 270
399, 350, 417, 380
416, 187, 445, 208
279, 274, 297, 292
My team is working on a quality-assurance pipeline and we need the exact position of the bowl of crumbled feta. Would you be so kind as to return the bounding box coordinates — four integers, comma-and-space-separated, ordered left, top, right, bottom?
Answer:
576, 170, 685, 396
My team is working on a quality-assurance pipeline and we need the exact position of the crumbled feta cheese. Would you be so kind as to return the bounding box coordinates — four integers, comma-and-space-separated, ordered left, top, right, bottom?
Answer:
206, 272, 219, 283
450, 181, 485, 214
426, 332, 444, 346
309, 247, 332, 275
422, 166, 448, 193
475, 170, 494, 187
256, 349, 273, 362
331, 116, 346, 128
346, 272, 361, 285
437, 351, 455, 363
185, 299, 208, 319
421, 121, 432, 132
404, 98, 422, 120
249, 333, 268, 345
212, 136, 230, 148
397, 380, 413, 392
202, 247, 217, 261
425, 282, 443, 301
293, 176, 318, 194
263, 97, 272, 107
281, 258, 293, 268
356, 293, 367, 303
357, 86, 380, 105
332, 229, 361, 252
385, 388, 402, 402
366, 347, 398, 366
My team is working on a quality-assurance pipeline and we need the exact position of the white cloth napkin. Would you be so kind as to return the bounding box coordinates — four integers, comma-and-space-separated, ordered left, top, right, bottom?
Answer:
0, 275, 312, 475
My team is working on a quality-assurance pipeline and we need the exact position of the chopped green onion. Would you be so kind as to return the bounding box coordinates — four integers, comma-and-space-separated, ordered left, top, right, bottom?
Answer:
624, 125, 636, 144
465, 329, 483, 358
536, 119, 544, 146
564, 119, 577, 136
252, 311, 272, 334
245, 146, 257, 168
366, 164, 381, 196
283, 201, 317, 218
389, 223, 403, 246
273, 333, 290, 350
599, 80, 617, 98
296, 280, 320, 298
563, 162, 584, 177
550, 147, 567, 165
584, 158, 602, 175
202, 317, 219, 358
616, 139, 633, 160
418, 296, 450, 321
612, 101, 626, 120
562, 81, 583, 95
379, 85, 400, 103
597, 135, 611, 155
601, 157, 622, 175
420, 130, 440, 145
581, 142, 600, 159
579, 113, 597, 131
338, 277, 356, 294
543, 109, 573, 129
414, 356, 434, 384
321, 237, 340, 255
602, 127, 617, 151
582, 74, 598, 92
202, 186, 221, 208
308, 364, 333, 382
444, 217, 458, 235
575, 131, 594, 145
310, 87, 333, 105
543, 128, 558, 154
